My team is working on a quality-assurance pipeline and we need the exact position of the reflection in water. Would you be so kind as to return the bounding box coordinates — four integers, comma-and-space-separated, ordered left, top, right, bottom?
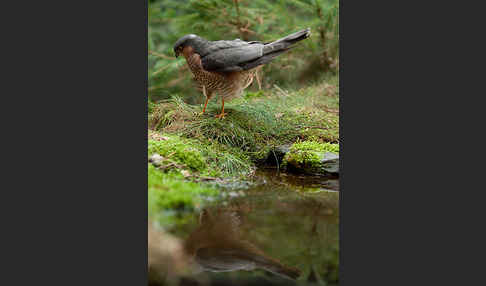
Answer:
149, 168, 339, 285
184, 207, 301, 280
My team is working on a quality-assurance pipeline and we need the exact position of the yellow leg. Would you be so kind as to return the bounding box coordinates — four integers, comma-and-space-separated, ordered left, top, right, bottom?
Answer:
215, 97, 227, 119
202, 97, 209, 114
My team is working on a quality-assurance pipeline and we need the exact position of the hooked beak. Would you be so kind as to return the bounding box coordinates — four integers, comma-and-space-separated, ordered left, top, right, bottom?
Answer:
174, 50, 180, 58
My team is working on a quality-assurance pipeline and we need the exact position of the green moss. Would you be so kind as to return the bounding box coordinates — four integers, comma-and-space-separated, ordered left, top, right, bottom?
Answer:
148, 164, 218, 212
148, 80, 338, 178
148, 137, 206, 172
290, 141, 339, 154
282, 141, 339, 169
148, 133, 253, 177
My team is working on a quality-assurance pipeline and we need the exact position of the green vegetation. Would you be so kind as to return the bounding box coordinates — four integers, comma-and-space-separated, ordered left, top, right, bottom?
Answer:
147, 78, 339, 214
290, 141, 339, 155
282, 140, 339, 172
147, 0, 339, 185
149, 79, 338, 165
148, 1, 339, 284
148, 131, 253, 177
148, 137, 206, 172
148, 164, 218, 211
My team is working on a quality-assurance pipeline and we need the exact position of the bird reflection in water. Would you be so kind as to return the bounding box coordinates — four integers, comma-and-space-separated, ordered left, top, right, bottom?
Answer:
183, 206, 301, 280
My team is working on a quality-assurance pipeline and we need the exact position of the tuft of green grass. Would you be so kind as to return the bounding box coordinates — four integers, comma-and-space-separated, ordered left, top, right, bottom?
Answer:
149, 96, 198, 131
200, 142, 253, 177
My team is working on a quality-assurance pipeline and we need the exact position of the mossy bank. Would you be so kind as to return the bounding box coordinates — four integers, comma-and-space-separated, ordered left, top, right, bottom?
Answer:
148, 79, 339, 215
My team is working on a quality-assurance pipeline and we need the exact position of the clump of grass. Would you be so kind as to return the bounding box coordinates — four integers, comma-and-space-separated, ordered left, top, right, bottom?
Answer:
149, 96, 198, 131
200, 141, 253, 177
272, 81, 339, 143
182, 99, 285, 157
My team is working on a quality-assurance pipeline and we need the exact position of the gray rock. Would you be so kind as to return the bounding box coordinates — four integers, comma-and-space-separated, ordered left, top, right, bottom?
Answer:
275, 144, 291, 155
319, 152, 339, 174
149, 153, 164, 166
265, 144, 292, 165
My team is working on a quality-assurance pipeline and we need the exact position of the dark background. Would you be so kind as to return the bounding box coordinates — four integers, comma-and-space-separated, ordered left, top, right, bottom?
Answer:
1, 0, 482, 285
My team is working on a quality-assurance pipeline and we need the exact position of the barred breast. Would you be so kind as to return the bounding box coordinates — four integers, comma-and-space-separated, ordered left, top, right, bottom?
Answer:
186, 53, 256, 101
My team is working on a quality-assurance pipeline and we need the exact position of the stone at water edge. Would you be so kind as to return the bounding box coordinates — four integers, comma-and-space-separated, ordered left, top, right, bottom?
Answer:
319, 152, 339, 174
275, 144, 291, 158
265, 144, 292, 166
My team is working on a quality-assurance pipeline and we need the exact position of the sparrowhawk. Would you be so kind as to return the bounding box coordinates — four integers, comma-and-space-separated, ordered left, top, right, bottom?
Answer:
174, 28, 311, 118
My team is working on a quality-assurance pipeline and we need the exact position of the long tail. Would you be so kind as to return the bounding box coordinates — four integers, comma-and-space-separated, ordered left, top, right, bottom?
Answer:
240, 28, 311, 70
263, 28, 311, 55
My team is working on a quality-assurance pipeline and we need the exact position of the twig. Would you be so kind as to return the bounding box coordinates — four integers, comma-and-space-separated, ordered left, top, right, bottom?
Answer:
273, 84, 289, 97
239, 27, 256, 34
255, 67, 262, 90
148, 50, 173, 60
272, 149, 279, 172
197, 176, 217, 181
322, 107, 339, 114
152, 64, 171, 76
233, 0, 242, 34
166, 152, 176, 158
157, 162, 184, 171
302, 126, 328, 130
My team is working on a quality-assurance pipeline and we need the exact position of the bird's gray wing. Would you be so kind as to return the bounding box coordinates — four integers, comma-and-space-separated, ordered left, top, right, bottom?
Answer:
199, 39, 258, 56
200, 40, 264, 72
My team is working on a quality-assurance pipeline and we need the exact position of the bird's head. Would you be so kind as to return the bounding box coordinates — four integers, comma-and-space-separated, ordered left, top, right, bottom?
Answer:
174, 34, 204, 58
